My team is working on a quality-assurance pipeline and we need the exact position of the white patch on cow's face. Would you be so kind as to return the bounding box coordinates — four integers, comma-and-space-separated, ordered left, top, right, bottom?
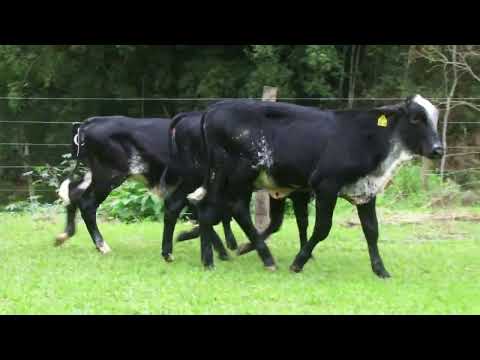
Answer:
58, 179, 71, 205
129, 152, 148, 175
78, 171, 92, 191
413, 94, 439, 131
339, 140, 413, 205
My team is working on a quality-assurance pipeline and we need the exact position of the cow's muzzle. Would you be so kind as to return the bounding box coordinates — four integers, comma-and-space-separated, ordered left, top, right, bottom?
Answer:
429, 144, 444, 159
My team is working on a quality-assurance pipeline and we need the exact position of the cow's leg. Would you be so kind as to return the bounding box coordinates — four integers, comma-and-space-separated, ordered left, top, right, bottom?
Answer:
176, 213, 236, 251
222, 214, 238, 251
230, 195, 277, 271
55, 173, 94, 246
77, 186, 112, 254
196, 201, 224, 269
176, 225, 200, 242
210, 228, 231, 261
55, 203, 78, 246
161, 190, 187, 263
290, 191, 337, 273
356, 197, 390, 278
291, 192, 311, 253
237, 196, 286, 256
77, 171, 126, 254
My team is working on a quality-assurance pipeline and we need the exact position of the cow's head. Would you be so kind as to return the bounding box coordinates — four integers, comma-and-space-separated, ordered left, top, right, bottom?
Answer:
396, 94, 444, 159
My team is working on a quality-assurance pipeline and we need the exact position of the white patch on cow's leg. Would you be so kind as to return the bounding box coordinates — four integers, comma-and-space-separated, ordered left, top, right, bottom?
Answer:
55, 232, 70, 246
78, 171, 92, 191
96, 241, 111, 255
187, 187, 207, 203
58, 179, 71, 205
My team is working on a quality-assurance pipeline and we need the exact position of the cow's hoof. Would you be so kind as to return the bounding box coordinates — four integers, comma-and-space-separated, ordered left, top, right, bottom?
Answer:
374, 269, 391, 279
218, 253, 231, 261
264, 265, 278, 272
54, 233, 69, 247
97, 242, 112, 255
163, 254, 175, 263
289, 264, 303, 273
204, 264, 215, 271
236, 243, 252, 256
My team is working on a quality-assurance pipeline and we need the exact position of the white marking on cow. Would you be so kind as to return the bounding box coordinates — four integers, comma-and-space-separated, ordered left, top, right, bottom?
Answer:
339, 140, 413, 205
187, 186, 207, 203
97, 242, 111, 254
255, 135, 274, 169
413, 94, 439, 131
129, 152, 148, 175
235, 129, 250, 140
58, 179, 71, 205
78, 171, 92, 191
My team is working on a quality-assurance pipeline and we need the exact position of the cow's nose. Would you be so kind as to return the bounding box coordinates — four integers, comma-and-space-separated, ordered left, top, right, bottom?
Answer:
431, 145, 444, 159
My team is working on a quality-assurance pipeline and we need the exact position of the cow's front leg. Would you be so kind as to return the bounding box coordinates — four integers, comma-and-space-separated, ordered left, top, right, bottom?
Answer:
290, 189, 338, 273
356, 197, 391, 278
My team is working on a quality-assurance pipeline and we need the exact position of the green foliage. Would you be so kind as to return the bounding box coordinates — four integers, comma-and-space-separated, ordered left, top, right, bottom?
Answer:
379, 163, 463, 208
101, 181, 164, 223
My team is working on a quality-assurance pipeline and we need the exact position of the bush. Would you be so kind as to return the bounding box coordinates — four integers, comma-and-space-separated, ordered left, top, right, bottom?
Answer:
100, 181, 164, 223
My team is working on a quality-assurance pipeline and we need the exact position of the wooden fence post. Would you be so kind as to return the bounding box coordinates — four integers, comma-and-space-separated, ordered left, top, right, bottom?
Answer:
255, 86, 278, 231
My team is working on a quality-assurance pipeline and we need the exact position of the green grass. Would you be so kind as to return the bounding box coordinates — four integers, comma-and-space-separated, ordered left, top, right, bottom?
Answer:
1, 205, 479, 315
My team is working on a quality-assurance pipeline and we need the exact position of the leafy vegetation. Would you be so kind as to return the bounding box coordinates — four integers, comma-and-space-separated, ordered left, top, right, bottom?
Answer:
1, 45, 480, 204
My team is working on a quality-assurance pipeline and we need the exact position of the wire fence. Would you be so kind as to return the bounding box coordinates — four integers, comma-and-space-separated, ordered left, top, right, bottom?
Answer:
1, 96, 480, 201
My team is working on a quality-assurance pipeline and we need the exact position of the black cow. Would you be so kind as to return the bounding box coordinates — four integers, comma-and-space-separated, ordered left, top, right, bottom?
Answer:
55, 115, 237, 261
163, 111, 315, 262
55, 114, 311, 265
179, 95, 443, 277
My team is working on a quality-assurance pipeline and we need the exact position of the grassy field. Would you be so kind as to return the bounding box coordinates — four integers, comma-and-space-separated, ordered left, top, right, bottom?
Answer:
1, 204, 479, 315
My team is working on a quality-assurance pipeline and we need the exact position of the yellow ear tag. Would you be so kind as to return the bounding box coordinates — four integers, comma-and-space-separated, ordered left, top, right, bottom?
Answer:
378, 114, 388, 127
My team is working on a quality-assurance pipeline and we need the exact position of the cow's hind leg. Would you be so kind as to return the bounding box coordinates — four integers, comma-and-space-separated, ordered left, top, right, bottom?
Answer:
237, 196, 286, 256
222, 214, 238, 251
162, 190, 187, 263
230, 195, 277, 271
77, 173, 125, 254
55, 174, 93, 246
356, 197, 390, 278
55, 204, 78, 246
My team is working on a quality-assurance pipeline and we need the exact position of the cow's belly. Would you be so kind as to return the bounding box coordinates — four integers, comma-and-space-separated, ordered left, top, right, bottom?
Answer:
253, 171, 300, 199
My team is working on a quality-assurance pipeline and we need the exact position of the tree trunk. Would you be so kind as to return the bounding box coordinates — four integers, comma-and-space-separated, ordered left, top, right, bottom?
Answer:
348, 45, 361, 109
440, 45, 458, 181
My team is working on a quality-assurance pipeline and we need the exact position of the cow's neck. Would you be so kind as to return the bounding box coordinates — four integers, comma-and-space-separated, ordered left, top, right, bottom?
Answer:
339, 134, 412, 205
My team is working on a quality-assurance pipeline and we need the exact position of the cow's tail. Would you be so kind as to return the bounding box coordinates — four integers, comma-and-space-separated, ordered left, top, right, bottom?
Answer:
186, 111, 210, 204
57, 121, 90, 205
158, 114, 188, 198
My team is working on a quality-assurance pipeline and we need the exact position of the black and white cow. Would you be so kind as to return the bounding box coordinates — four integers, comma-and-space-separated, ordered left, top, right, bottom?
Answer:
55, 115, 238, 261
178, 95, 443, 277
